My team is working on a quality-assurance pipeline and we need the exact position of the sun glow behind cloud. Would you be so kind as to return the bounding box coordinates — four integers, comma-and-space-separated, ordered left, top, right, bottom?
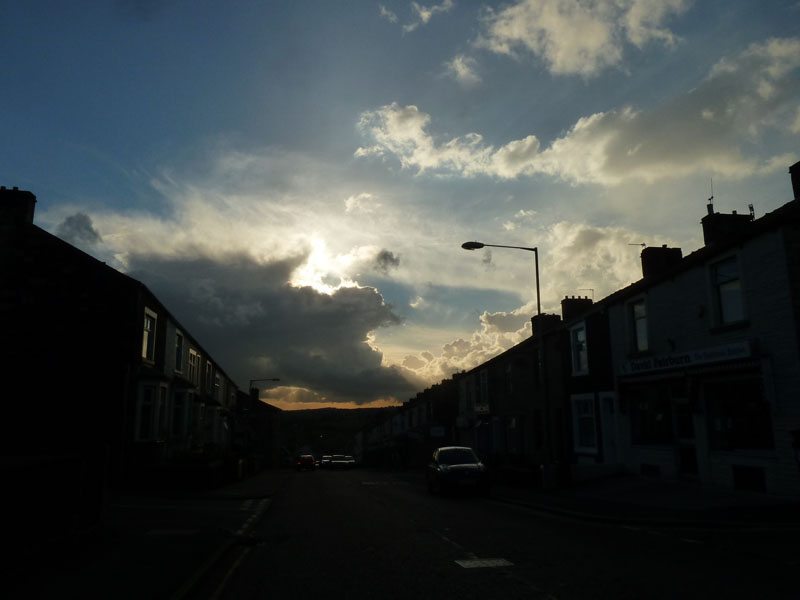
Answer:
11, 0, 798, 408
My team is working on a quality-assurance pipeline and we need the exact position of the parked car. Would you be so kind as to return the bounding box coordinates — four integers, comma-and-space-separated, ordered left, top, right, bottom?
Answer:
296, 454, 316, 471
426, 446, 490, 495
330, 454, 353, 469
319, 455, 332, 469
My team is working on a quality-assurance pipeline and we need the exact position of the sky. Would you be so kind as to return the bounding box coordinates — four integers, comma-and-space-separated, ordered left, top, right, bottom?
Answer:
2, 1, 799, 410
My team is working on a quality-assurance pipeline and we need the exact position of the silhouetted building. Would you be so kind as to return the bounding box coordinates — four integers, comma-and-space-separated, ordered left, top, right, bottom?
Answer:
1, 186, 248, 512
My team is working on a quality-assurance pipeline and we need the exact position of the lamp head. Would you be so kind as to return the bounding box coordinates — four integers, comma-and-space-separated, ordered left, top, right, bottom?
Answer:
461, 241, 485, 250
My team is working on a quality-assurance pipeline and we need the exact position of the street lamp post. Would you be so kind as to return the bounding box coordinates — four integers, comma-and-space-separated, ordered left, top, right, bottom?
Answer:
461, 241, 540, 317
462, 240, 553, 483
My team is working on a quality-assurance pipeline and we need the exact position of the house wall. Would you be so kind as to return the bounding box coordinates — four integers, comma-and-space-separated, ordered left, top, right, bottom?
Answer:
609, 225, 800, 496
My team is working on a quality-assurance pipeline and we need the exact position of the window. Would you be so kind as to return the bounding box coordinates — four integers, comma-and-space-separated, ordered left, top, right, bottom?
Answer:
629, 385, 673, 444
172, 391, 186, 437
712, 256, 744, 323
174, 331, 184, 372
205, 361, 213, 391
188, 349, 200, 385
214, 373, 221, 402
631, 299, 648, 352
142, 308, 157, 361
157, 386, 168, 440
137, 385, 156, 440
570, 324, 588, 375
706, 379, 773, 450
572, 396, 597, 453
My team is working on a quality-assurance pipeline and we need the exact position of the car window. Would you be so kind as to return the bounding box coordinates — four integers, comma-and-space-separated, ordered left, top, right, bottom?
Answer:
438, 448, 478, 465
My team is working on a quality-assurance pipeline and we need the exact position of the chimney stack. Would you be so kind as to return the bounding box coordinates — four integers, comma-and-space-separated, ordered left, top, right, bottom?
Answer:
641, 245, 682, 278
790, 161, 800, 201
701, 206, 754, 246
561, 296, 593, 321
0, 186, 37, 227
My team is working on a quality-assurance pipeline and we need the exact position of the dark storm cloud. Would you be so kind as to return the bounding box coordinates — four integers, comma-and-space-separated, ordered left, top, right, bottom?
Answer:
374, 249, 400, 274
56, 213, 102, 247
128, 252, 423, 405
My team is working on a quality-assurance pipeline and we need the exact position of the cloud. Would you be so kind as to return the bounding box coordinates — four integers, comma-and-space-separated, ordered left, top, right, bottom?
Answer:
403, 0, 455, 33
379, 5, 398, 24
356, 38, 800, 185
344, 192, 380, 213
128, 252, 425, 405
402, 306, 534, 381
374, 249, 401, 274
400, 219, 676, 382
479, 0, 689, 76
55, 213, 102, 247
445, 55, 482, 86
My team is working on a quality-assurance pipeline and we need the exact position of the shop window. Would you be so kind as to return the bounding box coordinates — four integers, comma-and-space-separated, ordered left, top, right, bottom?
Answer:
630, 386, 673, 444
706, 379, 773, 450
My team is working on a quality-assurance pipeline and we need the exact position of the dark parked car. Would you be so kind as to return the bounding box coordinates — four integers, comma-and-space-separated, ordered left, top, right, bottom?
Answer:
426, 446, 490, 495
319, 455, 332, 469
296, 454, 316, 471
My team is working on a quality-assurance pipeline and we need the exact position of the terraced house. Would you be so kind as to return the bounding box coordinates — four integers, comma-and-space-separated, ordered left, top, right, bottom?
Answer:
1, 186, 244, 531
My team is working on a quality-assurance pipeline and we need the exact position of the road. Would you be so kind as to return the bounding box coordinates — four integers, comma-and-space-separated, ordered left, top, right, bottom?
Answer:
189, 469, 799, 600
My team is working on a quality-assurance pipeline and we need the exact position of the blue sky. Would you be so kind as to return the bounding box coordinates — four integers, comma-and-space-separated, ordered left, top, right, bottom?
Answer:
3, 1, 799, 409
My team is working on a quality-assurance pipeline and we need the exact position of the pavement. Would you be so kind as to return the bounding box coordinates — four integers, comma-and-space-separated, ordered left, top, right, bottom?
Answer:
487, 472, 800, 528
6, 467, 800, 599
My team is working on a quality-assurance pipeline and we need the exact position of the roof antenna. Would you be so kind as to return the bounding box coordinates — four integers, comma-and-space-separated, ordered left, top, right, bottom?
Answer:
628, 242, 646, 248
708, 178, 714, 205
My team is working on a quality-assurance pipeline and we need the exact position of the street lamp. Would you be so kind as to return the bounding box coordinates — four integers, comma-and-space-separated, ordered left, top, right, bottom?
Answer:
461, 241, 540, 317
462, 239, 553, 480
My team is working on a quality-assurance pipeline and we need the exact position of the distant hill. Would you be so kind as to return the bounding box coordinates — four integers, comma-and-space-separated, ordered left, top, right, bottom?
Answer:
279, 407, 396, 456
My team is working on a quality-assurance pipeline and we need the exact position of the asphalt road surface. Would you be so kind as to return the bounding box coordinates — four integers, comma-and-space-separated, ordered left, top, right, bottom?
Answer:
189, 469, 799, 600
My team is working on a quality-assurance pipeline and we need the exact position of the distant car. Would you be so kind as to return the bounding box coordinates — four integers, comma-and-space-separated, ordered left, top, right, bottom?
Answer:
330, 454, 352, 469
426, 446, 490, 495
319, 455, 332, 469
295, 454, 316, 471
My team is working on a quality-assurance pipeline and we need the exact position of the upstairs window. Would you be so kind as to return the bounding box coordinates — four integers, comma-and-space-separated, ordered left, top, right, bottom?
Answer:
712, 256, 744, 324
570, 324, 588, 375
174, 331, 184, 373
188, 349, 200, 385
205, 361, 213, 391
142, 308, 157, 362
631, 299, 648, 352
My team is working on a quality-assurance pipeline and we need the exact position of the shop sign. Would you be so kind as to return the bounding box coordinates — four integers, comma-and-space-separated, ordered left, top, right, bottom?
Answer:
620, 341, 750, 375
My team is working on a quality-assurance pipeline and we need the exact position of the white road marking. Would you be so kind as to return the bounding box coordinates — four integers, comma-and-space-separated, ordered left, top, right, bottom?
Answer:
456, 558, 514, 568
